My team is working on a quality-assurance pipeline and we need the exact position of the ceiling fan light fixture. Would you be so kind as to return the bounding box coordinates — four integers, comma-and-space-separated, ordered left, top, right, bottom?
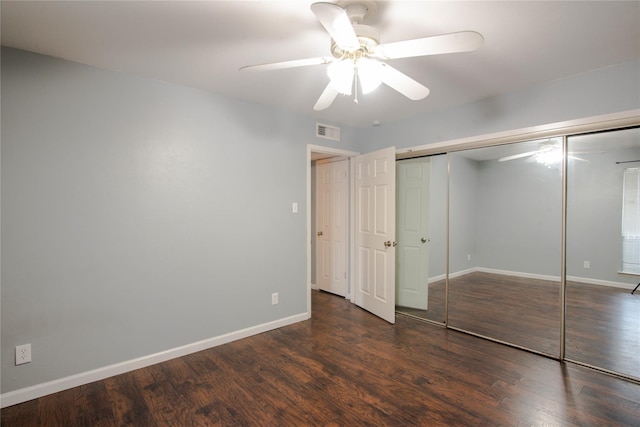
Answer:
356, 57, 383, 94
328, 59, 354, 95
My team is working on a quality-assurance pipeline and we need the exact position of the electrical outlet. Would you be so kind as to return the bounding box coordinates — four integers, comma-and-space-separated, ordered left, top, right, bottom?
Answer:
272, 292, 279, 305
16, 344, 31, 365
584, 261, 590, 268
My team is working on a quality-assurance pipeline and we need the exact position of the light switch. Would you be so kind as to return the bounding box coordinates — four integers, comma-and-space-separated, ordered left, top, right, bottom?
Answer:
292, 202, 298, 213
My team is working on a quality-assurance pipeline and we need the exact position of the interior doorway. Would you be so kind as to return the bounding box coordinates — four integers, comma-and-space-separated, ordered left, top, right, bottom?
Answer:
307, 144, 397, 325
307, 145, 359, 317
314, 157, 349, 297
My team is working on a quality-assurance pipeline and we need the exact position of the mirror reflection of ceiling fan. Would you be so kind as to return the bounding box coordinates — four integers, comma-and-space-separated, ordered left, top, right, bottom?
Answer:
498, 142, 601, 166
240, 1, 484, 110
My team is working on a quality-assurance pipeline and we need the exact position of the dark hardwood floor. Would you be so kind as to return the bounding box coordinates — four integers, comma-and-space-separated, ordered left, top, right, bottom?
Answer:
3, 289, 640, 426
398, 272, 640, 380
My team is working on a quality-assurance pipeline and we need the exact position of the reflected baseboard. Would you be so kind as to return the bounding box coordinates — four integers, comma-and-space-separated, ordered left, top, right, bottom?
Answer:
566, 275, 636, 290
437, 268, 636, 290
475, 267, 559, 283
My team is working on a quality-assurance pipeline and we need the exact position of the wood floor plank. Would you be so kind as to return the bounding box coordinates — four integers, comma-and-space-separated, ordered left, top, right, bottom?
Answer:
36, 388, 77, 427
0, 398, 38, 427
213, 341, 332, 425
102, 372, 157, 426
134, 362, 205, 426
190, 347, 274, 425
2, 289, 640, 426
157, 357, 225, 425
71, 381, 117, 427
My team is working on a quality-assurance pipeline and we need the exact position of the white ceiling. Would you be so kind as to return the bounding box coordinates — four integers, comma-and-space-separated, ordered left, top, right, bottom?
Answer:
2, 1, 639, 128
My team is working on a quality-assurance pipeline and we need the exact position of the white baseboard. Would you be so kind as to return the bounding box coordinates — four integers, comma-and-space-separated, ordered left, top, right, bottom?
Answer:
0, 312, 308, 409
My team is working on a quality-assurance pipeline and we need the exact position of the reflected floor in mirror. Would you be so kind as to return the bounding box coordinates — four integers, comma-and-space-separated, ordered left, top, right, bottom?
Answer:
397, 271, 640, 380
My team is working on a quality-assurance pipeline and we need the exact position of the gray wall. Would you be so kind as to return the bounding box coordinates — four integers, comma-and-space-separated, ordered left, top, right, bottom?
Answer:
448, 156, 479, 274
0, 47, 358, 393
474, 156, 562, 276
567, 143, 640, 284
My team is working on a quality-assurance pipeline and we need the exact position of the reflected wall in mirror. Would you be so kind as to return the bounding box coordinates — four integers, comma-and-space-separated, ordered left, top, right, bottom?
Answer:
565, 126, 640, 380
395, 154, 447, 324
448, 140, 562, 356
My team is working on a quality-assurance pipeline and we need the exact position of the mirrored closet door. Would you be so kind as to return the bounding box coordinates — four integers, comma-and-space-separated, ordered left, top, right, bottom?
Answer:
447, 140, 563, 356
565, 126, 640, 380
394, 126, 639, 382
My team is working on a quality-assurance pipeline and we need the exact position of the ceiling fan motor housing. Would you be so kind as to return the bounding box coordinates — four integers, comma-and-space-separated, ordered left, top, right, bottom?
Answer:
331, 24, 380, 59
329, 1, 380, 59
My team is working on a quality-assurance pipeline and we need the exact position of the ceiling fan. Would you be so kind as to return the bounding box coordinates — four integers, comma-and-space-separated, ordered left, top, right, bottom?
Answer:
240, 1, 484, 111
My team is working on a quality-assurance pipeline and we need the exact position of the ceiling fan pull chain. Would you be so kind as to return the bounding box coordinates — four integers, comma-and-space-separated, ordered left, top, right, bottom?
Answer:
354, 66, 359, 104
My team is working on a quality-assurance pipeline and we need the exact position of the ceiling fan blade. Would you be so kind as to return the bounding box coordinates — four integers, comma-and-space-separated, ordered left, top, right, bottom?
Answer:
379, 63, 429, 100
311, 2, 360, 52
498, 151, 537, 162
240, 57, 332, 72
314, 82, 339, 111
374, 31, 484, 60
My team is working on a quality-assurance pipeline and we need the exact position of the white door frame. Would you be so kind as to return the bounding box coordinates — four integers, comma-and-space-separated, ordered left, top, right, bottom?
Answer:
307, 144, 360, 317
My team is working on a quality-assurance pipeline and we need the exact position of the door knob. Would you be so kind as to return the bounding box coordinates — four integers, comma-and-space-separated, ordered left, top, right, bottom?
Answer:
384, 241, 398, 248
421, 237, 429, 243
317, 231, 323, 236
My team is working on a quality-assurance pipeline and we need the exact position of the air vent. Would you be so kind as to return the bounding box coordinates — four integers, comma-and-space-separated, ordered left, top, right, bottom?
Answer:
316, 123, 340, 141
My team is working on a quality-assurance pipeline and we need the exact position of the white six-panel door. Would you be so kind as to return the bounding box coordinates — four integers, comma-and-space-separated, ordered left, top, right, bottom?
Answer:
315, 159, 349, 296
396, 158, 430, 310
354, 147, 396, 323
